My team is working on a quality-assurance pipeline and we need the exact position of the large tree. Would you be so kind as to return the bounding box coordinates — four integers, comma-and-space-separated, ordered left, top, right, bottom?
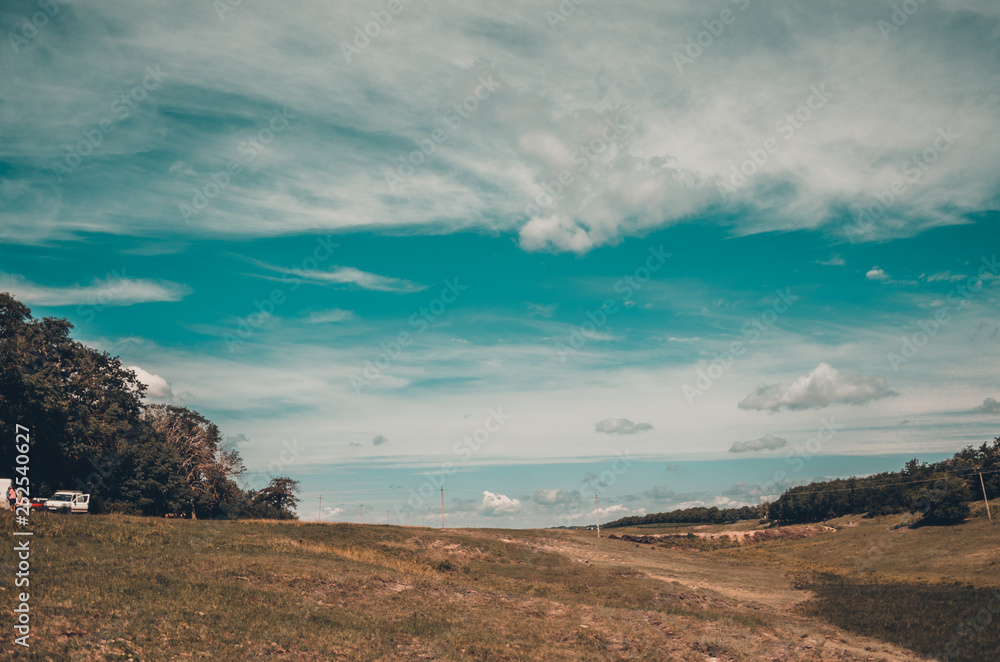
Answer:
141, 404, 245, 518
0, 293, 146, 496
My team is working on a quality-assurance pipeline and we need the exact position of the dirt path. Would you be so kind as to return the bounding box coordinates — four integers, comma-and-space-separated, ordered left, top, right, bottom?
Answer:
531, 531, 931, 661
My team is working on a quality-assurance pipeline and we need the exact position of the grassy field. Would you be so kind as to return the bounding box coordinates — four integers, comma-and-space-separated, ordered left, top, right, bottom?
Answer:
0, 506, 997, 661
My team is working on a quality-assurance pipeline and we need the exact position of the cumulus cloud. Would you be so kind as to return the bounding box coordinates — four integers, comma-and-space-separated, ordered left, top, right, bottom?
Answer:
478, 491, 523, 516
128, 365, 174, 402
971, 398, 1000, 414
323, 506, 344, 518
0, 273, 190, 307
729, 434, 788, 453
738, 363, 897, 412
594, 418, 654, 435
372, 435, 387, 446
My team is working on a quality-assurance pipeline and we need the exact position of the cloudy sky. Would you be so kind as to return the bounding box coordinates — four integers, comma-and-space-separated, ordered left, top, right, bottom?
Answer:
2, 0, 998, 526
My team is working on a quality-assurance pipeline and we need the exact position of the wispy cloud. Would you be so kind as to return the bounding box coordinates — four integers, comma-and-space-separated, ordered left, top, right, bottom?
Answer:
729, 434, 787, 453
306, 308, 355, 323
0, 273, 190, 307
594, 418, 653, 435
254, 262, 426, 293
738, 363, 897, 412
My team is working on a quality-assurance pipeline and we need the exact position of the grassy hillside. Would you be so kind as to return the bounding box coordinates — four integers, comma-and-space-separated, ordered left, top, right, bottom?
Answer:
1, 508, 996, 660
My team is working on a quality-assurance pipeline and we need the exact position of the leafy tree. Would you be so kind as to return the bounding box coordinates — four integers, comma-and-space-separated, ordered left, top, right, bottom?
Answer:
911, 475, 972, 525
0, 293, 146, 496
141, 404, 245, 518
249, 477, 300, 519
102, 428, 193, 516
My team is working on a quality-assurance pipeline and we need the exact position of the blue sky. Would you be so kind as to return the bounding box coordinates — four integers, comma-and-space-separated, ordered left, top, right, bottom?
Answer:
1, 0, 999, 526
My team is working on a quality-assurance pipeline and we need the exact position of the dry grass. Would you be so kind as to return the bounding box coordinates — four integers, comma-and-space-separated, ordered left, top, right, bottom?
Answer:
3, 509, 992, 660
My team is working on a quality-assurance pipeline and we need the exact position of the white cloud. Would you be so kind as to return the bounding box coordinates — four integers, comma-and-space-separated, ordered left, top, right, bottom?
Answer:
478, 491, 523, 516
0, 273, 190, 307
818, 255, 846, 266
925, 271, 967, 283
323, 506, 344, 518
372, 435, 388, 446
594, 418, 653, 435
866, 267, 890, 281
307, 308, 355, 323
738, 363, 897, 412
729, 434, 788, 453
3, 3, 1000, 251
256, 263, 426, 293
127, 365, 175, 402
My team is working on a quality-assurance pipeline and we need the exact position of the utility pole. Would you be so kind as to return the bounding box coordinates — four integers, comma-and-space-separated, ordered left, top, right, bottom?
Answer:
360, 503, 363, 524
441, 487, 445, 529
596, 493, 600, 538
980, 472, 993, 524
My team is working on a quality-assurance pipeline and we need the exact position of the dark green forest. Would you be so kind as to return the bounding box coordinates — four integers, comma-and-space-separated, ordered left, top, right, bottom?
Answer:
0, 293, 299, 519
606, 442, 999, 529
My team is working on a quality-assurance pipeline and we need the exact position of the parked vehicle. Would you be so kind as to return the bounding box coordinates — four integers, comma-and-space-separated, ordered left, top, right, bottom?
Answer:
30, 498, 47, 510
44, 491, 90, 514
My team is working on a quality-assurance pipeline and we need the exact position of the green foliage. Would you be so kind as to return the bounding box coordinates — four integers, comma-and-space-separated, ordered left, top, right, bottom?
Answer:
249, 477, 300, 519
0, 292, 290, 521
604, 505, 761, 529
911, 475, 973, 524
0, 293, 147, 495
767, 449, 992, 525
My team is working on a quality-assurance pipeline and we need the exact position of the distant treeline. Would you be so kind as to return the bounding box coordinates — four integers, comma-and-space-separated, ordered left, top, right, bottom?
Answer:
604, 504, 765, 529
0, 293, 299, 519
606, 440, 999, 529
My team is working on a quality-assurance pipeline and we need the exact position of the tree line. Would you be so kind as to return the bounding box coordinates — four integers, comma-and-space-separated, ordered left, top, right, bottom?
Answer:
605, 440, 999, 529
0, 293, 299, 519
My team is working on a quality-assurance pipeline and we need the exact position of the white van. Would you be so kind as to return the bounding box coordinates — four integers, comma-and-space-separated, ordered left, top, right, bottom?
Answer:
45, 491, 90, 514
